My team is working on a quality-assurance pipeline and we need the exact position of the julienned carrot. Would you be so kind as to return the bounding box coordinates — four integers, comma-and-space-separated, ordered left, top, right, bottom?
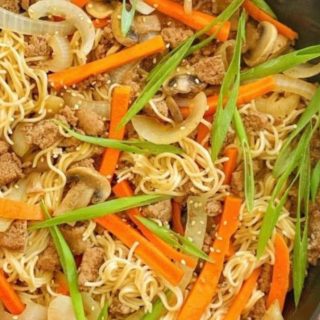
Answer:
196, 115, 212, 148
93, 18, 109, 29
71, 0, 89, 7
0, 270, 25, 315
49, 36, 166, 90
243, 0, 298, 40
144, 0, 230, 41
95, 215, 184, 285
100, 86, 131, 178
267, 233, 290, 311
172, 200, 184, 236
223, 147, 239, 185
112, 180, 197, 269
177, 196, 242, 320
180, 76, 277, 117
224, 268, 261, 320
0, 199, 43, 221
55, 272, 69, 296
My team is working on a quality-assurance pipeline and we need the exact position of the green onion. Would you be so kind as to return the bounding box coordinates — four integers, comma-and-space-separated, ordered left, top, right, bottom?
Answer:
311, 160, 320, 202
257, 126, 313, 258
97, 302, 109, 320
56, 121, 183, 155
273, 87, 320, 177
30, 194, 170, 230
142, 296, 168, 320
119, 0, 245, 127
137, 216, 210, 262
211, 11, 246, 161
233, 109, 255, 212
251, 0, 277, 18
41, 202, 86, 320
121, 0, 137, 36
241, 45, 320, 81
293, 142, 311, 306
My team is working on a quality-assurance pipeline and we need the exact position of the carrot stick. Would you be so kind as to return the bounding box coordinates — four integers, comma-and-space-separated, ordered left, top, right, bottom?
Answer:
172, 200, 184, 236
55, 272, 69, 296
0, 199, 43, 221
223, 147, 239, 185
224, 268, 261, 320
226, 241, 236, 258
0, 270, 25, 315
71, 0, 89, 7
112, 180, 197, 268
93, 18, 109, 29
196, 115, 212, 148
95, 215, 184, 285
177, 196, 242, 320
144, 0, 230, 41
267, 233, 290, 311
100, 86, 131, 178
243, 0, 298, 40
180, 76, 277, 117
49, 36, 166, 90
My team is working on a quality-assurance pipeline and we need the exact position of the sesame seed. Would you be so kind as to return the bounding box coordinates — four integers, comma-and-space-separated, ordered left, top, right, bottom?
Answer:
181, 259, 186, 265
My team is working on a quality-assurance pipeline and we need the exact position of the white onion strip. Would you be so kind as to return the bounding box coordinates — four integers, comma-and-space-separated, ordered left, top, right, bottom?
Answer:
28, 0, 95, 55
0, 7, 75, 36
130, 0, 155, 14
284, 62, 320, 79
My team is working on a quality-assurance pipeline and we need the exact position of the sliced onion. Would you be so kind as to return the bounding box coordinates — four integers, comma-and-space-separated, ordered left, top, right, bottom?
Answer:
274, 74, 317, 100
284, 62, 320, 79
184, 0, 193, 14
48, 296, 76, 320
132, 92, 207, 144
110, 62, 137, 83
262, 301, 284, 320
130, 0, 155, 14
0, 7, 74, 36
29, 0, 95, 55
0, 300, 46, 320
62, 92, 110, 119
12, 123, 32, 157
45, 35, 73, 72
82, 293, 101, 320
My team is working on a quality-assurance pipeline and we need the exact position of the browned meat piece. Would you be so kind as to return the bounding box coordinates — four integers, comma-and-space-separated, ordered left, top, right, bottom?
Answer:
121, 65, 146, 97
109, 297, 134, 317
0, 141, 9, 155
243, 111, 270, 134
133, 15, 161, 34
245, 297, 266, 320
70, 158, 95, 170
78, 246, 104, 287
0, 0, 19, 12
0, 152, 23, 186
161, 27, 193, 48
24, 36, 52, 58
230, 166, 244, 197
25, 121, 61, 150
202, 233, 213, 255
308, 209, 320, 265
193, 56, 225, 85
142, 200, 172, 223
57, 105, 78, 127
93, 26, 116, 60
0, 220, 27, 251
60, 224, 88, 255
258, 263, 272, 293
205, 198, 222, 216
76, 108, 105, 136
20, 0, 37, 10
37, 241, 60, 272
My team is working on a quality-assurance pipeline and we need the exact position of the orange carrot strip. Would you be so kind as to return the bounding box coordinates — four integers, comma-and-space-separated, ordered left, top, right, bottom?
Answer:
95, 215, 184, 285
55, 272, 69, 296
223, 147, 239, 185
196, 115, 212, 148
71, 0, 89, 7
267, 233, 290, 311
0, 199, 43, 221
144, 0, 230, 41
172, 200, 185, 236
226, 241, 236, 259
93, 18, 109, 29
243, 0, 298, 40
100, 86, 131, 178
0, 270, 25, 315
49, 35, 166, 90
112, 181, 197, 269
177, 196, 242, 320
224, 268, 261, 320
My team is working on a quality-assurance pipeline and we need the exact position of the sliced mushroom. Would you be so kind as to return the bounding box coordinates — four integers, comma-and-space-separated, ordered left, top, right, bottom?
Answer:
244, 21, 278, 67
163, 70, 205, 96
85, 0, 113, 19
166, 96, 183, 123
54, 167, 111, 216
269, 33, 290, 59
111, 3, 138, 47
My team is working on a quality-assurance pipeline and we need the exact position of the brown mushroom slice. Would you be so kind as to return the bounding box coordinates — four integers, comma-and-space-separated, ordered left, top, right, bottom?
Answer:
166, 96, 183, 123
54, 167, 111, 216
85, 0, 113, 19
244, 21, 278, 67
269, 34, 290, 59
